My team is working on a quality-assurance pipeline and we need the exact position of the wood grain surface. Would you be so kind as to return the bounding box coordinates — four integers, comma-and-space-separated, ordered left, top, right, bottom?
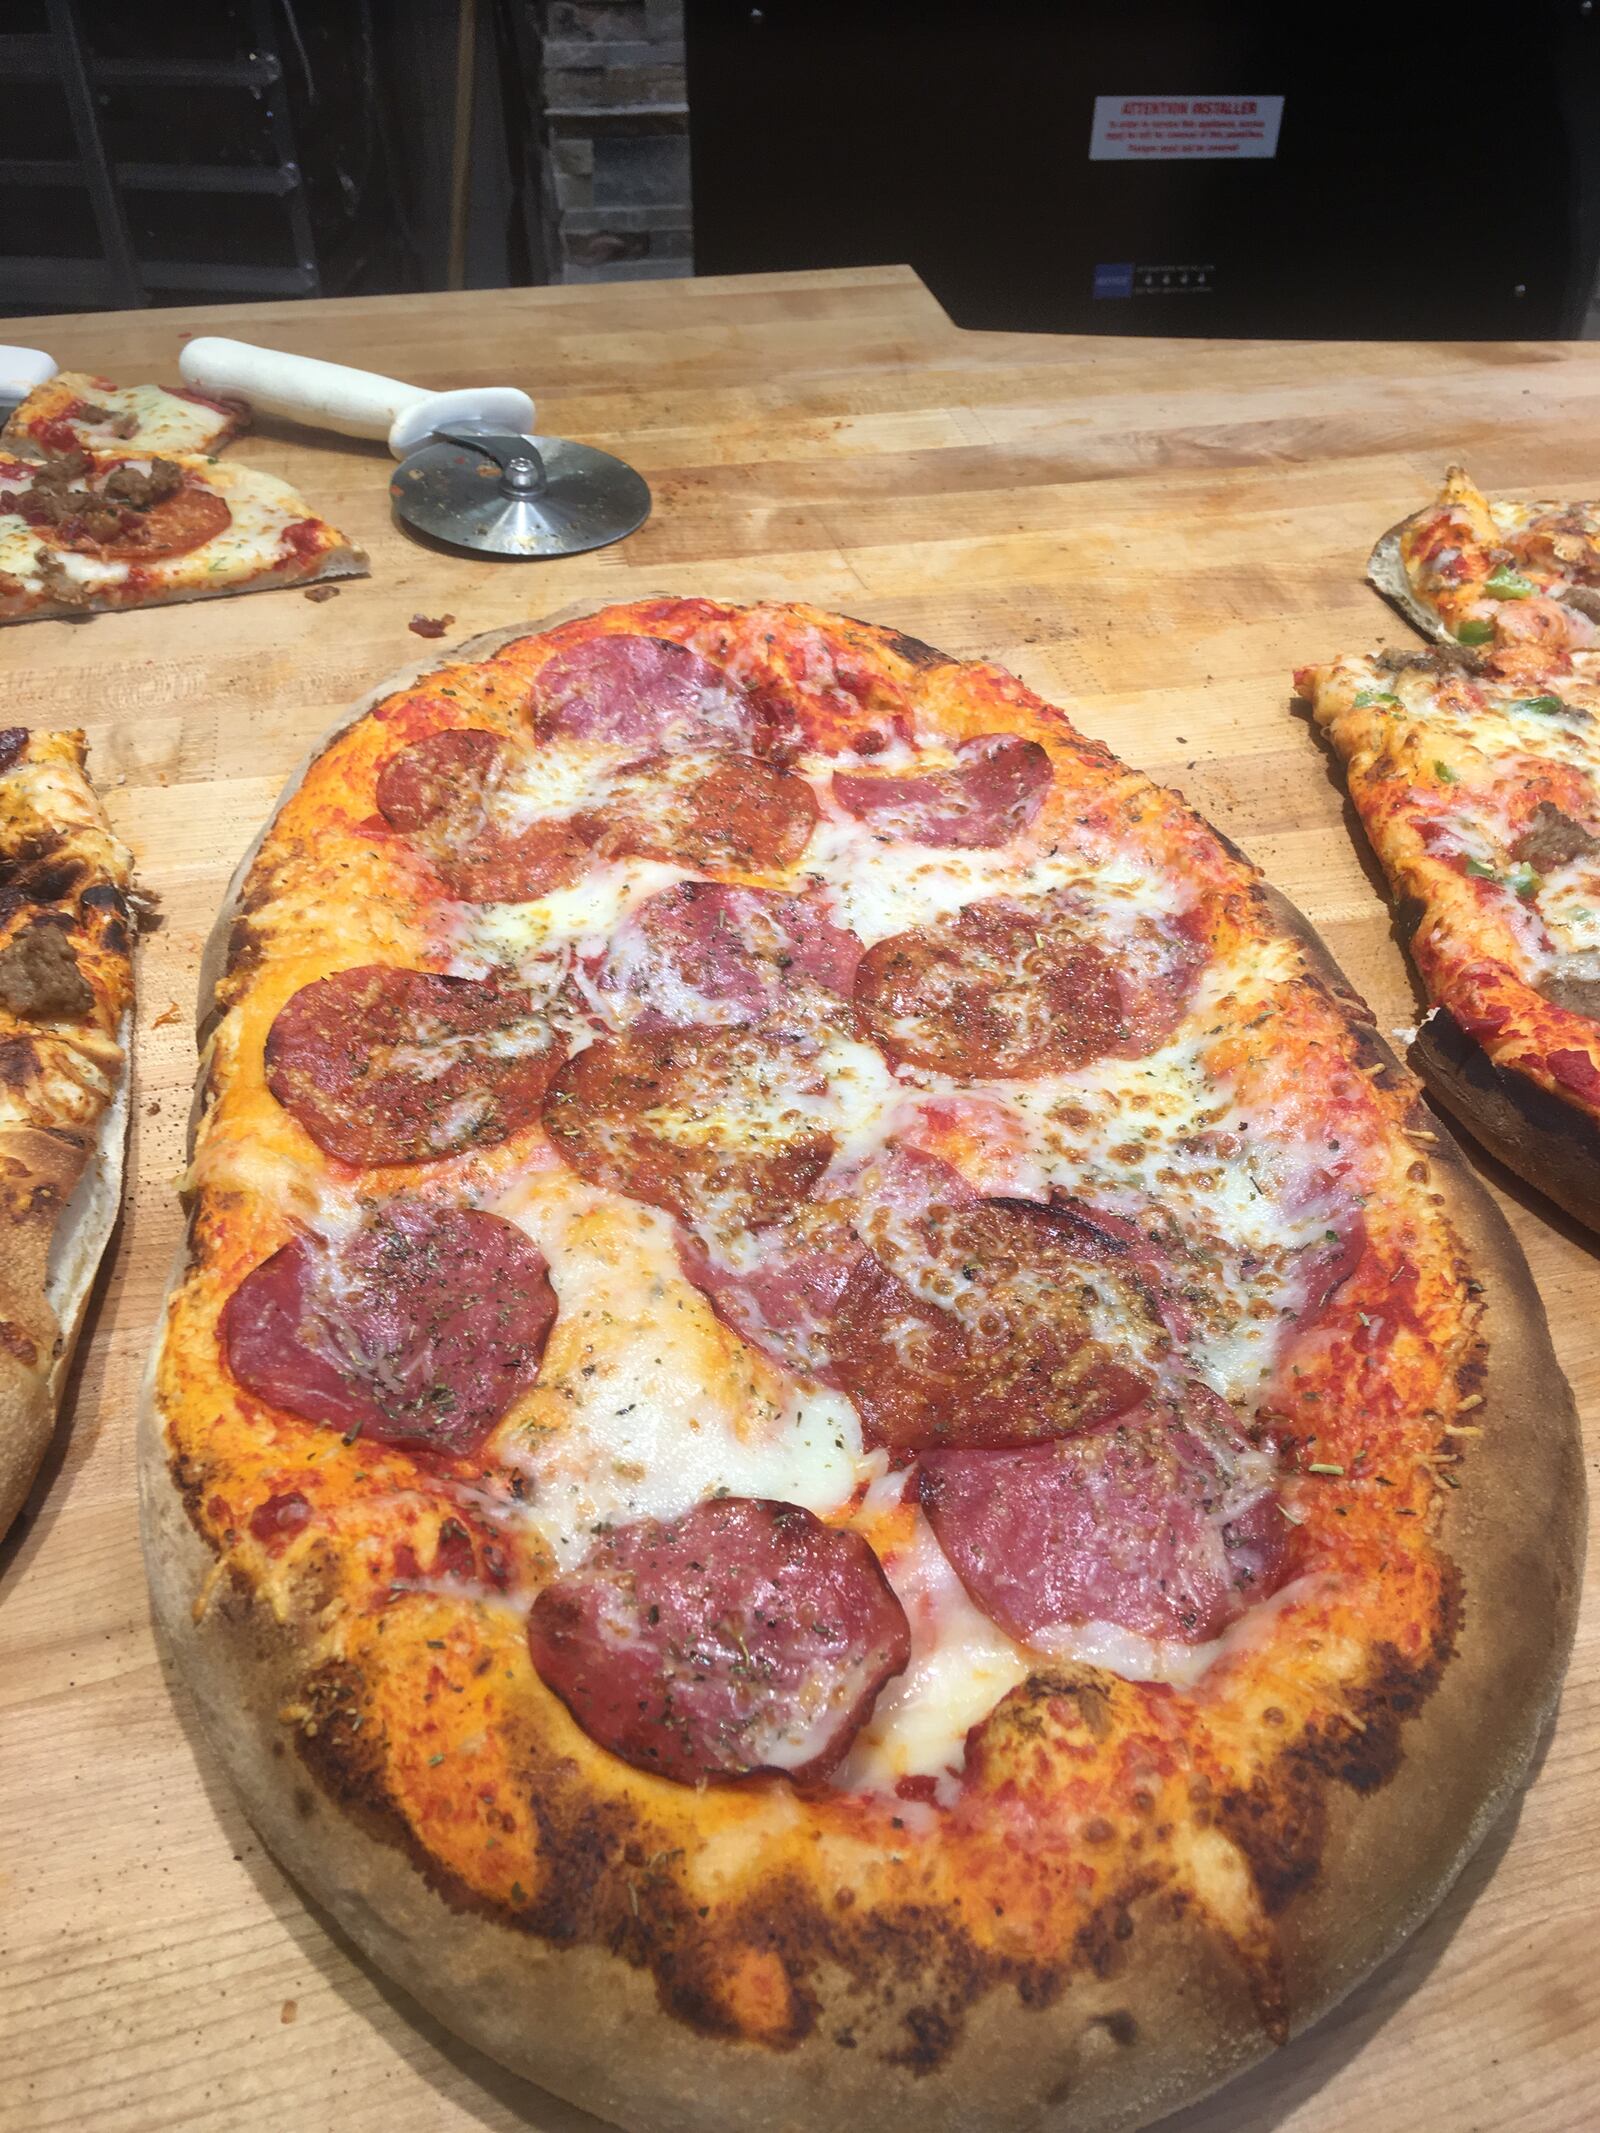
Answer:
0, 265, 1595, 2133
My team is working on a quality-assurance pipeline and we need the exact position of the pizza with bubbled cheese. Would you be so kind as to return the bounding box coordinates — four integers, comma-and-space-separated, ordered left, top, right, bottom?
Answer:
142, 598, 1583, 2133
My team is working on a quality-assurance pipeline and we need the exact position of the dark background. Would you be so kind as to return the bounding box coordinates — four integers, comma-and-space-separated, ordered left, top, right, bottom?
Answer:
5, 0, 1600, 339
686, 0, 1600, 339
0, 0, 528, 313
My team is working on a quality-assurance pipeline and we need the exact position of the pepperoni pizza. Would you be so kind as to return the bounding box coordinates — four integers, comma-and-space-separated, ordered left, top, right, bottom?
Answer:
143, 600, 1582, 2133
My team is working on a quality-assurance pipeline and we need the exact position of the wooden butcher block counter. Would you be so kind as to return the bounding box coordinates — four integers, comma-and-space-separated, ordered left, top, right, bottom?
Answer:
0, 265, 1595, 2133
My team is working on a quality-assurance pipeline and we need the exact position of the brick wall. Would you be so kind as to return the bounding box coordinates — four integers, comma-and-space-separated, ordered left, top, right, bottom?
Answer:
531, 0, 693, 284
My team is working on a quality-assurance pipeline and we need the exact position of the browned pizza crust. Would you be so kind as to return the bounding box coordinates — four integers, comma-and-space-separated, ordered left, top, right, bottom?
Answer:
1256, 887, 1584, 2038
0, 539, 368, 628
1410, 1004, 1600, 1229
0, 1123, 87, 1533
141, 617, 1584, 2132
142, 1433, 1281, 2133
1367, 517, 1453, 645
0, 734, 132, 1539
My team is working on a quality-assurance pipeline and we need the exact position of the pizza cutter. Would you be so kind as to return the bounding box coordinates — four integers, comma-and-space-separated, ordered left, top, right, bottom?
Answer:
177, 337, 651, 558
389, 428, 651, 559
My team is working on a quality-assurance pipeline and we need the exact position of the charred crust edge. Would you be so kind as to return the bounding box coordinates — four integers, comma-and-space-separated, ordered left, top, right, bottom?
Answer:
1412, 1007, 1600, 1232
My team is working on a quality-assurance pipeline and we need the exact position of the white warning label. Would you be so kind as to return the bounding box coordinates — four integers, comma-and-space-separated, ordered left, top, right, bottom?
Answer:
1088, 95, 1284, 162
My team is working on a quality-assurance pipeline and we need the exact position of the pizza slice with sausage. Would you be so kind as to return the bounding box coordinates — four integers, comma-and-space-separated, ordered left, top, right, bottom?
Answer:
0, 727, 133, 1537
1369, 463, 1600, 670
1300, 642, 1600, 1228
0, 445, 367, 623
143, 599, 1580, 2133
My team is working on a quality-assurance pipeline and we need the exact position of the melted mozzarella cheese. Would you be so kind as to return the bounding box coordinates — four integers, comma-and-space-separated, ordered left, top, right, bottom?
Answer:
998, 981, 1353, 1399
810, 1031, 907, 1168
837, 1512, 1030, 1791
451, 858, 685, 976
837, 1509, 1303, 1793
800, 807, 1178, 947
45, 548, 124, 590
491, 1174, 862, 1569
493, 736, 626, 825
1042, 1572, 1330, 1692
30, 378, 237, 456
1335, 655, 1600, 780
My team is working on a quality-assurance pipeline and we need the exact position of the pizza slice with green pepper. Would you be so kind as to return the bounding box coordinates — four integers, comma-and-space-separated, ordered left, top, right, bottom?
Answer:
1369, 463, 1600, 674
1300, 643, 1600, 1226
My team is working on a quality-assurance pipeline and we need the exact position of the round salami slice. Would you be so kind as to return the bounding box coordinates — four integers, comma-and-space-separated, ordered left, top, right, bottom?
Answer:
376, 729, 587, 904
375, 727, 500, 832
581, 881, 862, 1031
832, 733, 1051, 848
574, 751, 818, 873
527, 1497, 911, 1784
543, 1028, 836, 1230
831, 1232, 1150, 1454
264, 965, 561, 1166
854, 892, 1203, 1078
441, 819, 593, 904
831, 1148, 1160, 1452
432, 824, 588, 905
222, 1203, 555, 1457
920, 1386, 1293, 1646
675, 1204, 865, 1382
531, 635, 754, 750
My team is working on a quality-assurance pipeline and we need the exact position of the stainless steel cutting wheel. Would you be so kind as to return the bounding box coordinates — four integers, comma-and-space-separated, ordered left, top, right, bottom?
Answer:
390, 427, 651, 557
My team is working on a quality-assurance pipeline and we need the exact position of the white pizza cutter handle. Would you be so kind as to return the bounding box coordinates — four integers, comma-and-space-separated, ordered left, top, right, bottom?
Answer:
178, 337, 534, 459
0, 346, 56, 408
